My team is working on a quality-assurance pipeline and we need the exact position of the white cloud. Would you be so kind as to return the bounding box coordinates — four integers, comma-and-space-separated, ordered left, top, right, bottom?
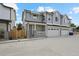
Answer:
69, 11, 73, 14
36, 6, 45, 12
45, 7, 55, 12
69, 7, 79, 14
16, 14, 19, 16
72, 7, 79, 14
36, 6, 56, 12
3, 3, 18, 11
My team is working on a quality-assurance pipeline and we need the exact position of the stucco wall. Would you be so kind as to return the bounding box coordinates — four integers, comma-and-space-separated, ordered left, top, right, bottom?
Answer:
10, 9, 16, 29
0, 23, 8, 39
46, 13, 53, 25
53, 12, 61, 25
0, 4, 10, 20
62, 16, 70, 27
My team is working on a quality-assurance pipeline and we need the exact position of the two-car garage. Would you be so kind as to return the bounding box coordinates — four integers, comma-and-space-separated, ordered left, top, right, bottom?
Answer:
47, 26, 70, 37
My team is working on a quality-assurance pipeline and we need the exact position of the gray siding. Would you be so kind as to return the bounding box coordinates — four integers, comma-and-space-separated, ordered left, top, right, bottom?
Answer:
10, 9, 16, 29
24, 11, 45, 23
23, 10, 71, 27
0, 4, 16, 30
62, 15, 70, 27
0, 4, 10, 20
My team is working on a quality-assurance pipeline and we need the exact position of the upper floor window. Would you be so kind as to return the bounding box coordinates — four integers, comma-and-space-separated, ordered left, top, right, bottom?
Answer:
33, 14, 37, 17
42, 15, 45, 21
64, 19, 65, 23
33, 14, 37, 19
55, 17, 58, 22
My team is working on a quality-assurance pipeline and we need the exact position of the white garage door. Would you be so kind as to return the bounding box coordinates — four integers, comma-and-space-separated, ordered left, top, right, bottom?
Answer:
61, 29, 69, 36
47, 29, 60, 37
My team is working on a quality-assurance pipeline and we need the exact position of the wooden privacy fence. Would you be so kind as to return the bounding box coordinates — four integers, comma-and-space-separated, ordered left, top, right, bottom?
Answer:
9, 27, 27, 39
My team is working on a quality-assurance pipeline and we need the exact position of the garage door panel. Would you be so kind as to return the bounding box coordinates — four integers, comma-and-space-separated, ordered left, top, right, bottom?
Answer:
47, 30, 59, 37
61, 30, 69, 36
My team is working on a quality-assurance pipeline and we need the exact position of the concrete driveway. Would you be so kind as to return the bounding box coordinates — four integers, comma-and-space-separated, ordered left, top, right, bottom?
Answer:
0, 35, 79, 56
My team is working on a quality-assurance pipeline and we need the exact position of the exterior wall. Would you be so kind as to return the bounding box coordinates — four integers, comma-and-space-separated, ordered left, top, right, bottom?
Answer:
23, 10, 45, 23
0, 4, 10, 20
44, 12, 61, 25
0, 4, 16, 39
0, 4, 16, 30
45, 13, 53, 25
52, 12, 61, 25
0, 23, 8, 39
10, 9, 16, 29
62, 15, 70, 27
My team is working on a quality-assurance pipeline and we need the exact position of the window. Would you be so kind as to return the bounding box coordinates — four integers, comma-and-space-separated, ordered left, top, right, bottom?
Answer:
55, 17, 58, 22
33, 14, 37, 19
51, 28, 53, 30
48, 18, 50, 20
42, 15, 45, 21
64, 19, 65, 23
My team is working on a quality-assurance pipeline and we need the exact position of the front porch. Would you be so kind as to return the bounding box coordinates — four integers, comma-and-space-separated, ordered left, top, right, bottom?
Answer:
26, 23, 46, 38
35, 25, 46, 37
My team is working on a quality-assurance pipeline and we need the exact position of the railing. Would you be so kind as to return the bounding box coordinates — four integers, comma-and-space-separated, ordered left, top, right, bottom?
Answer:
26, 17, 46, 23
35, 31, 46, 37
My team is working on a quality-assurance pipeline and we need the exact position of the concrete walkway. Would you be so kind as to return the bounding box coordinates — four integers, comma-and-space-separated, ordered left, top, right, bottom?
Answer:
0, 35, 79, 56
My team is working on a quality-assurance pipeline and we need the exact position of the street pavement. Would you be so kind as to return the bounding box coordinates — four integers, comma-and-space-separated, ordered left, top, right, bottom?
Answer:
0, 35, 79, 56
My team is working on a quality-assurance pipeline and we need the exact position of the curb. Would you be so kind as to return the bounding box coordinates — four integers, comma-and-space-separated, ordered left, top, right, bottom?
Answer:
0, 37, 46, 44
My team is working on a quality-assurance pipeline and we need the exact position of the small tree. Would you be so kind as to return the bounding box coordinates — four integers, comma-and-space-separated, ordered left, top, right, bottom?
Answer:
70, 23, 76, 27
76, 26, 79, 32
17, 23, 23, 30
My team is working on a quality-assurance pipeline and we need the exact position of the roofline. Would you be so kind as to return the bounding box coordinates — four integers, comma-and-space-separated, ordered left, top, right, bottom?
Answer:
0, 19, 11, 23
0, 3, 15, 11
63, 15, 72, 20
24, 9, 43, 16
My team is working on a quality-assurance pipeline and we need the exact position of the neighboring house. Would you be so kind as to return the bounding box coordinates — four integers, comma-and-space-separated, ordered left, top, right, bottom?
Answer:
22, 9, 71, 38
0, 3, 16, 40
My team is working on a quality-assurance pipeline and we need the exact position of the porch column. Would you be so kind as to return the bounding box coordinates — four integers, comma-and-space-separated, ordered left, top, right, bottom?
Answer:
45, 25, 48, 37
27, 23, 29, 38
34, 24, 36, 30
34, 24, 36, 37
5, 23, 9, 40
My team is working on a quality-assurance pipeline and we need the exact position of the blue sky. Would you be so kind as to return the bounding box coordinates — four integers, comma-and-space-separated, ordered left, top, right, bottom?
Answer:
16, 3, 79, 26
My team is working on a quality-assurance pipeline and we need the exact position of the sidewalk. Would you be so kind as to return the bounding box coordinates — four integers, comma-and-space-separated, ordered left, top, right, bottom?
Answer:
0, 37, 46, 44
0, 35, 77, 44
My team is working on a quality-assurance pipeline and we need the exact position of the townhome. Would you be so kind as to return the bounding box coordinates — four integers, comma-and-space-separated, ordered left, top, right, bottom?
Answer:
0, 3, 16, 40
22, 9, 71, 38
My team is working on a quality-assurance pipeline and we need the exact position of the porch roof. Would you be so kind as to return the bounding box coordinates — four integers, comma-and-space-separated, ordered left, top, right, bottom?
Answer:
0, 19, 11, 23
27, 21, 46, 25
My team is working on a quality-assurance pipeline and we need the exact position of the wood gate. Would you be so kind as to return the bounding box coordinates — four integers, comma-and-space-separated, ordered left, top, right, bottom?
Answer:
9, 27, 27, 39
